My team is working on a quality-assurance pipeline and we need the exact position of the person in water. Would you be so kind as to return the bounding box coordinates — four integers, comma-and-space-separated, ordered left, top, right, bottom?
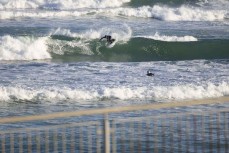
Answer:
147, 70, 154, 76
100, 35, 115, 44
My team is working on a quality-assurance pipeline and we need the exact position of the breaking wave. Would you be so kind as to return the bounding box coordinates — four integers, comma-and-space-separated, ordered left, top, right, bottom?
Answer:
48, 38, 229, 62
0, 0, 227, 21
1, 0, 228, 10
0, 0, 130, 9
47, 28, 229, 62
0, 82, 229, 102
0, 35, 51, 61
108, 5, 226, 21
1, 27, 229, 62
135, 33, 198, 42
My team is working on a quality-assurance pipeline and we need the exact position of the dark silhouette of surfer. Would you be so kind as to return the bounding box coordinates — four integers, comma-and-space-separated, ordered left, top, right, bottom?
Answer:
147, 70, 154, 76
100, 35, 115, 44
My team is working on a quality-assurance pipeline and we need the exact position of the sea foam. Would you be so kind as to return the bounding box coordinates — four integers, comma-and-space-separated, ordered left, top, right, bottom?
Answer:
0, 0, 130, 9
49, 25, 132, 55
0, 10, 92, 19
111, 5, 226, 21
0, 82, 228, 102
0, 35, 51, 60
0, 4, 226, 21
52, 25, 132, 42
135, 32, 198, 42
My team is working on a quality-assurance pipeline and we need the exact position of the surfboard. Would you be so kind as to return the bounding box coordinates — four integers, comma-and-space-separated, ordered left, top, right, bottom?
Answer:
107, 41, 116, 48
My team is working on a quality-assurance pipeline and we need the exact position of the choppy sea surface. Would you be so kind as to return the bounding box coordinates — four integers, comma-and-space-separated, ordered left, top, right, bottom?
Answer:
0, 0, 229, 117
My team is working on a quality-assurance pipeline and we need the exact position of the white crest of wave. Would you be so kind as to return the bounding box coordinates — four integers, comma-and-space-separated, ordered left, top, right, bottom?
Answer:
0, 35, 51, 60
1, 4, 226, 21
111, 5, 226, 21
0, 0, 130, 9
49, 25, 132, 55
152, 82, 229, 100
0, 0, 38, 9
52, 24, 132, 42
197, 0, 229, 9
0, 10, 91, 19
136, 32, 198, 42
0, 82, 229, 102
51, 39, 94, 56
54, 0, 130, 9
0, 87, 99, 101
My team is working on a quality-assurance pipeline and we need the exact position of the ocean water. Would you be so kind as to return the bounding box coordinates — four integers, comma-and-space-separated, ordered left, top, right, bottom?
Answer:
0, 0, 229, 118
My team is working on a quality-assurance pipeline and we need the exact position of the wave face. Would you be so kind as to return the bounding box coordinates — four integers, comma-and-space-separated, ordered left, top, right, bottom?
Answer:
1, 27, 229, 62
49, 38, 229, 62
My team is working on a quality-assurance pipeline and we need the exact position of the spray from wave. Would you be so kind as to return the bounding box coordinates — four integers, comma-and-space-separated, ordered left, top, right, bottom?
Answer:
0, 25, 132, 61
49, 25, 132, 56
51, 24, 132, 41
0, 35, 51, 60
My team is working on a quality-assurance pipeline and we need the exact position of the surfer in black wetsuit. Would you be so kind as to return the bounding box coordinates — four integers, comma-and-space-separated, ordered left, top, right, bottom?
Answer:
100, 35, 115, 44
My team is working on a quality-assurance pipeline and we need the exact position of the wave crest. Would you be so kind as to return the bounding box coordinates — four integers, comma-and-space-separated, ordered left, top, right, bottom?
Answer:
0, 35, 51, 61
112, 5, 226, 21
51, 25, 132, 41
135, 32, 198, 42
0, 0, 130, 10
1, 5, 226, 21
0, 82, 229, 102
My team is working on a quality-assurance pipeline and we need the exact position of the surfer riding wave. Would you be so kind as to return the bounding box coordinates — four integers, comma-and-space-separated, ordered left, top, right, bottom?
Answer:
100, 35, 115, 44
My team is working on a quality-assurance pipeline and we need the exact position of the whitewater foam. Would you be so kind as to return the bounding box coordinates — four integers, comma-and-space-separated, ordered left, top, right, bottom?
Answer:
48, 25, 132, 55
0, 0, 130, 10
50, 39, 94, 56
152, 82, 229, 100
0, 4, 226, 21
1, 0, 38, 9
112, 5, 226, 21
197, 0, 229, 10
135, 32, 198, 42
0, 35, 51, 61
0, 10, 92, 19
52, 25, 132, 42
0, 82, 228, 102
